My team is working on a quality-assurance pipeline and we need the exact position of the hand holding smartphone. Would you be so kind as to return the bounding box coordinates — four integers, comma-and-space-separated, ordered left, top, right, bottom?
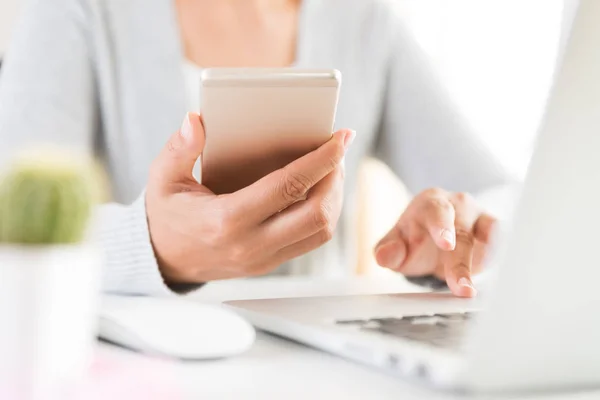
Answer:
200, 68, 342, 194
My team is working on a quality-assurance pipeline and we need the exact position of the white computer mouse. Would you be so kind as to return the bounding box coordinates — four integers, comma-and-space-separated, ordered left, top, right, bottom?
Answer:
98, 295, 256, 360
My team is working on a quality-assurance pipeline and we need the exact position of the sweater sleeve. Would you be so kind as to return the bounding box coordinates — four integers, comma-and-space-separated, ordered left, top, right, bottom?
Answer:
0, 0, 180, 296
96, 192, 176, 296
374, 13, 513, 196
0, 0, 97, 168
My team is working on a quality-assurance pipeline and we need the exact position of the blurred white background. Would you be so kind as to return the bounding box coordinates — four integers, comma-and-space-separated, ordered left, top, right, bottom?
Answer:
356, 0, 577, 273
0, 0, 579, 274
0, 0, 21, 54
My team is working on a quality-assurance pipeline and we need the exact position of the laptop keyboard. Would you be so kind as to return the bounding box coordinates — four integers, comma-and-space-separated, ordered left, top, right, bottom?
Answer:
335, 312, 475, 350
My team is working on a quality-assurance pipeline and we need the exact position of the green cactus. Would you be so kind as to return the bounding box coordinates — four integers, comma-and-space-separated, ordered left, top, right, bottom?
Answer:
0, 151, 101, 245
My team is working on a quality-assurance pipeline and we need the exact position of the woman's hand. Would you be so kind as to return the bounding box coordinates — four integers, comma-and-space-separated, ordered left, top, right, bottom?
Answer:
146, 113, 355, 285
374, 189, 496, 298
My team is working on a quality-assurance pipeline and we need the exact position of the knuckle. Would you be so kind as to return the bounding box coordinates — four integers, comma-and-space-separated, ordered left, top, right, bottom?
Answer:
425, 196, 452, 214
328, 140, 346, 165
451, 262, 471, 277
320, 226, 335, 244
320, 205, 336, 242
321, 154, 338, 172
422, 187, 446, 199
328, 152, 343, 170
203, 228, 225, 248
282, 170, 312, 201
455, 229, 475, 246
228, 243, 251, 264
205, 208, 236, 245
167, 138, 179, 155
453, 191, 474, 205
312, 202, 331, 230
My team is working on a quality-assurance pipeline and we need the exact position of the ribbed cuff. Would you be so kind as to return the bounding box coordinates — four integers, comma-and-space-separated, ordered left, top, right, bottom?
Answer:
96, 192, 174, 296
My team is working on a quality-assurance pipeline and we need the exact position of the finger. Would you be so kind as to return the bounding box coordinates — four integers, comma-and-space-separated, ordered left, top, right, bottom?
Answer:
443, 230, 476, 298
394, 237, 439, 276
473, 213, 496, 244
471, 240, 488, 275
151, 113, 206, 187
374, 220, 408, 269
374, 238, 408, 271
418, 193, 456, 251
272, 229, 333, 267
442, 200, 478, 297
260, 165, 343, 251
233, 129, 354, 223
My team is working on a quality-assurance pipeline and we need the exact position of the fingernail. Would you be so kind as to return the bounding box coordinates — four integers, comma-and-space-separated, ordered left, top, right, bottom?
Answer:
343, 130, 356, 150
458, 277, 476, 291
180, 113, 193, 140
441, 229, 456, 248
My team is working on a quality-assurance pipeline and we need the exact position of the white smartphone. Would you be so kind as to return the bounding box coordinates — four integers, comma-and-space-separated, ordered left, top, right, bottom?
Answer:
199, 68, 341, 194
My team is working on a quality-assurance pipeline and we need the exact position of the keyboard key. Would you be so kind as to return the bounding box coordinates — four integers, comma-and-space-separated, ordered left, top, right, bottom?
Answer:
345, 312, 477, 350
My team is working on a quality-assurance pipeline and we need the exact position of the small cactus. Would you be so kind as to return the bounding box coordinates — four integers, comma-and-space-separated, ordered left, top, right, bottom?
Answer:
0, 149, 101, 245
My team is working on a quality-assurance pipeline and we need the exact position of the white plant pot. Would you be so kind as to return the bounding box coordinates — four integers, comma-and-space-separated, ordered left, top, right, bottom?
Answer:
0, 244, 102, 400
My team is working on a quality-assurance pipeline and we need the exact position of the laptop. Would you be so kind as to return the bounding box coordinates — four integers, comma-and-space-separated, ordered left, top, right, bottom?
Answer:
225, 0, 600, 394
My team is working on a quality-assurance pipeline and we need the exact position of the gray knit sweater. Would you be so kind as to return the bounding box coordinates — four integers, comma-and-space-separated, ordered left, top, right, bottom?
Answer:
0, 0, 511, 295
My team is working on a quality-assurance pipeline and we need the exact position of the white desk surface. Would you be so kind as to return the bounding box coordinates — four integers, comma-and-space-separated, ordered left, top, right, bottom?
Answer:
97, 277, 600, 400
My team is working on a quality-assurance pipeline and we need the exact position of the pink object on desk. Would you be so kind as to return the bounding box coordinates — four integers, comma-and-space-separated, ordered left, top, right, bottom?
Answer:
62, 353, 184, 400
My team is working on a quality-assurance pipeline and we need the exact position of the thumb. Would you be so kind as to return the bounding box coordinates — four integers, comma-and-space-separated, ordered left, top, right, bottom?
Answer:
374, 226, 408, 270
152, 112, 206, 186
